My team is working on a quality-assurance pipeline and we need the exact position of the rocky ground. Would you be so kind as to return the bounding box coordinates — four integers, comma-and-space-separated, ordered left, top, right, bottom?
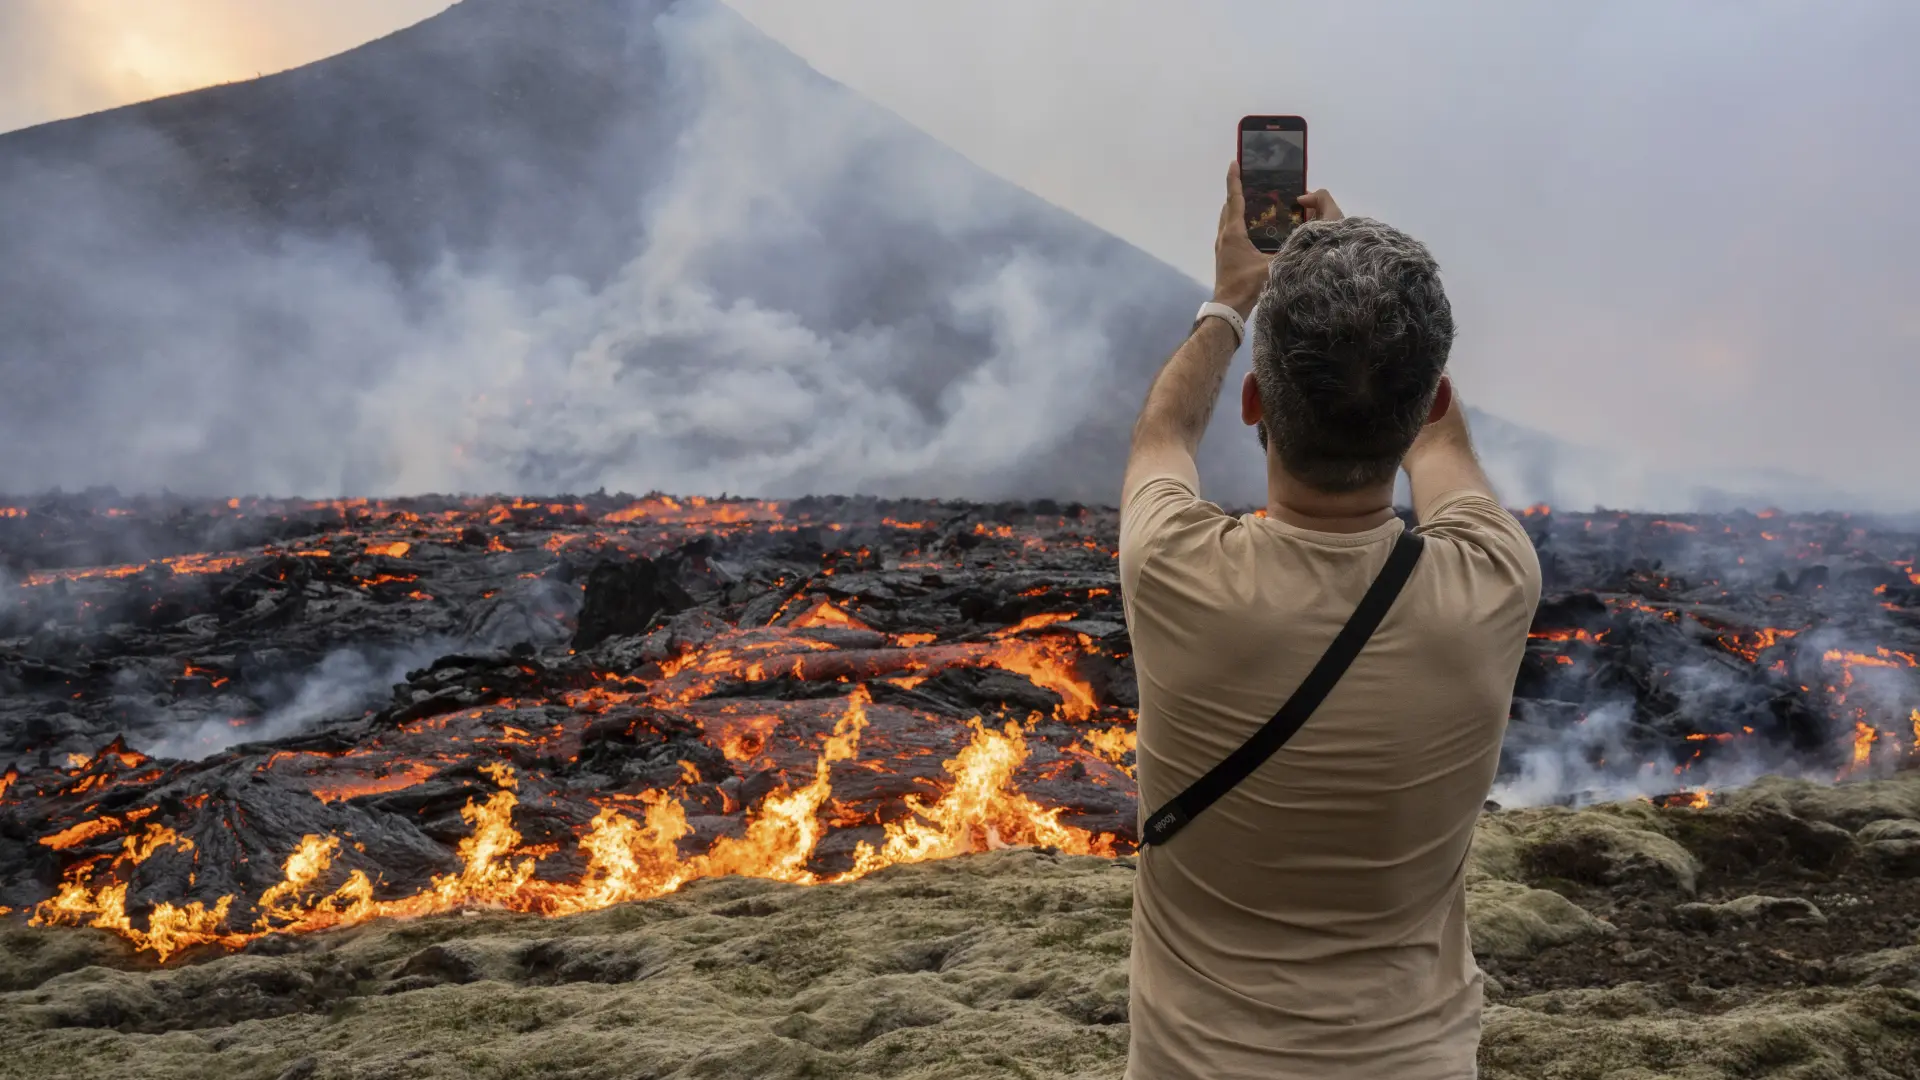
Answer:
3, 773, 1917, 1080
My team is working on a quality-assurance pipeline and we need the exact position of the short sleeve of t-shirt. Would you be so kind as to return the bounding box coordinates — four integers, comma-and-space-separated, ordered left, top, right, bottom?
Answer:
1415, 489, 1545, 607
1118, 474, 1228, 622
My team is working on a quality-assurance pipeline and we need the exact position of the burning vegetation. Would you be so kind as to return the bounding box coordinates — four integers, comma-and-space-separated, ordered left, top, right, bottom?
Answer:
1, 493, 1917, 962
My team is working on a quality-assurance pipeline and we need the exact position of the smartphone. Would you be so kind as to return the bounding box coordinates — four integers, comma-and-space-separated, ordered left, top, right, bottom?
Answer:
1238, 115, 1308, 254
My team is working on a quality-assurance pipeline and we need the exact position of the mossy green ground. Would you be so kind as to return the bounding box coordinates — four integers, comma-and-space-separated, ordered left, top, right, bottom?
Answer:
4, 775, 1918, 1080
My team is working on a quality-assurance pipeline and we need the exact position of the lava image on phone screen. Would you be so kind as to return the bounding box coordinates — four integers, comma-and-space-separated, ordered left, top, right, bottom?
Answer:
1240, 126, 1306, 253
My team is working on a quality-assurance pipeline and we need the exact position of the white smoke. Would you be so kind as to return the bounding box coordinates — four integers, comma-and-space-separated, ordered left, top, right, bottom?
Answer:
0, 0, 1228, 504
1492, 620, 1919, 808
137, 639, 453, 761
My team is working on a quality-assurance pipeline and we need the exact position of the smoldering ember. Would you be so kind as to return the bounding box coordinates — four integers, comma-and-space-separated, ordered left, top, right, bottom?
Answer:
2, 490, 1917, 965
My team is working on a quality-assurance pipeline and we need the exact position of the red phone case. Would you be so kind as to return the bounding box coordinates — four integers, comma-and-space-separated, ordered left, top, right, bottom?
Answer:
1237, 116, 1307, 253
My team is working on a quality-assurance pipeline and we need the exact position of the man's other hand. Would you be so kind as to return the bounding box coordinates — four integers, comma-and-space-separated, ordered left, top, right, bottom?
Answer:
1298, 188, 1343, 222
1402, 375, 1500, 521
1404, 375, 1470, 466
1214, 161, 1273, 319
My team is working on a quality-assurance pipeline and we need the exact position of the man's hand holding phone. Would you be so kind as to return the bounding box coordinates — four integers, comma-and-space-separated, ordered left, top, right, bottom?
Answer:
1214, 163, 1345, 319
1213, 161, 1274, 319
1297, 188, 1342, 223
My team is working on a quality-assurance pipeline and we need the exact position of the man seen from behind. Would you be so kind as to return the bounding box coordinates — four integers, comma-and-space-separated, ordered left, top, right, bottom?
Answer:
1119, 163, 1542, 1079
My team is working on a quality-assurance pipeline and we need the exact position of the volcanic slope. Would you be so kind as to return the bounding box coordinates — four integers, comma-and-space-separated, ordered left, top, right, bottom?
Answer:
0, 0, 1236, 501
3, 776, 1919, 1080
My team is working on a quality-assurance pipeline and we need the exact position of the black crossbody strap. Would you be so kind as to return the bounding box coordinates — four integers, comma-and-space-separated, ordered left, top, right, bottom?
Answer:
1139, 529, 1425, 847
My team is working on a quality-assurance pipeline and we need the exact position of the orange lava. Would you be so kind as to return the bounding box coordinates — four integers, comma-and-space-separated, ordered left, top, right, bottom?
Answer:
1718, 626, 1799, 663
30, 688, 1119, 961
791, 599, 871, 631
308, 762, 440, 803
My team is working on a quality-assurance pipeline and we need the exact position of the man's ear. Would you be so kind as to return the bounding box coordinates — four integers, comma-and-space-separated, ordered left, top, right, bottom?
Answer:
1241, 371, 1262, 426
1427, 375, 1453, 424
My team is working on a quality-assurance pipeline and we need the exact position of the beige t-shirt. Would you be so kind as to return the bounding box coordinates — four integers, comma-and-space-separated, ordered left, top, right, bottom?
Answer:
1119, 474, 1541, 1080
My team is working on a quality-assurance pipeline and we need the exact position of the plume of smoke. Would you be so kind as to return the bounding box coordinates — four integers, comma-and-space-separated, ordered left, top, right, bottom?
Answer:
138, 639, 453, 761
0, 0, 1235, 504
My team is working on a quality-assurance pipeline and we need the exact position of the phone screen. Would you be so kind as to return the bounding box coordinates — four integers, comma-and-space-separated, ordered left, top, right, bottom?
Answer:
1240, 124, 1307, 253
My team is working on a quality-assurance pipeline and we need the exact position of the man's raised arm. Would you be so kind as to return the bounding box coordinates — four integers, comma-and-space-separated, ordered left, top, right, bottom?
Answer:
1401, 377, 1500, 522
1121, 162, 1277, 507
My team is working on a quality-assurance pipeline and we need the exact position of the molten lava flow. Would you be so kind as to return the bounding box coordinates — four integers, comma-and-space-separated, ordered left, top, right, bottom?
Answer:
22, 685, 1134, 961
308, 762, 439, 803
985, 634, 1100, 720
1717, 627, 1798, 663
992, 612, 1078, 637
1530, 629, 1603, 644
791, 598, 870, 631
363, 540, 411, 558
1823, 648, 1915, 670
39, 817, 125, 850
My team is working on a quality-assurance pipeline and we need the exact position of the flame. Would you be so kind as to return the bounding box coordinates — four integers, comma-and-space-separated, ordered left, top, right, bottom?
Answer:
1080, 726, 1137, 766
1850, 722, 1879, 772
23, 686, 1129, 960
0, 506, 26, 518
29, 824, 237, 962
843, 718, 1115, 876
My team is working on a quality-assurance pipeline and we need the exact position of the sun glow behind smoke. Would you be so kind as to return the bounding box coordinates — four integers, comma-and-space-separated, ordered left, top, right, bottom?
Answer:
0, 1, 451, 133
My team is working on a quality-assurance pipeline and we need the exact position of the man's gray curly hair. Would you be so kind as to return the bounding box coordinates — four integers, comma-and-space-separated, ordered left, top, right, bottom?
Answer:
1249, 217, 1454, 493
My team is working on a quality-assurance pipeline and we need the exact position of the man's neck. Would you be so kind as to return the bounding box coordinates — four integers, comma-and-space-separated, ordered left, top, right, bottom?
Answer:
1264, 463, 1397, 534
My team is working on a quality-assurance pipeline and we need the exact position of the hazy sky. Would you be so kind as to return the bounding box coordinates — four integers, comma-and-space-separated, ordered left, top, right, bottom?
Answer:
3, 0, 1917, 499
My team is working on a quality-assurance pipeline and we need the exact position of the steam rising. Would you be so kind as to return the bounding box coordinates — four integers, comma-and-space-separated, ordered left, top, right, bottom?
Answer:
0, 0, 1234, 504
139, 641, 454, 762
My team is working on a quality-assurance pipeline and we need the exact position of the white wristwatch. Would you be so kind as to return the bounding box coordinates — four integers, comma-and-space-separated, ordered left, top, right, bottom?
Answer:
1194, 301, 1246, 347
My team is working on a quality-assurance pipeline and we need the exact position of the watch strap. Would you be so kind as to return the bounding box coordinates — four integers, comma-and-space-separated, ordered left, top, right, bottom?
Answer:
1194, 301, 1246, 346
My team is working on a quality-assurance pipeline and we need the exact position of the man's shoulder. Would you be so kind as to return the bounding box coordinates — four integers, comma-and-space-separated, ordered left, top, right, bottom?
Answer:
1416, 492, 1543, 595
1119, 475, 1235, 583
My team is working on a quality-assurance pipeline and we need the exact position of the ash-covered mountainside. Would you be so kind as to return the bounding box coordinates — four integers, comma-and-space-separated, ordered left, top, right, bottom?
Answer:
0, 0, 1226, 501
